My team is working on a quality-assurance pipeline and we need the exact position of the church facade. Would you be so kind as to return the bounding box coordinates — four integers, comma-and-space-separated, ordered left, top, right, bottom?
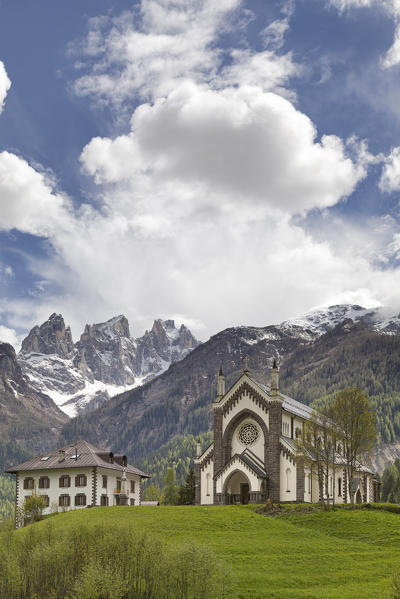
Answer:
194, 363, 378, 505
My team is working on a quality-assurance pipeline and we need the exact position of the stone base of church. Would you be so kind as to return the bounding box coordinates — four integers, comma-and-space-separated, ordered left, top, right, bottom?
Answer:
214, 492, 267, 505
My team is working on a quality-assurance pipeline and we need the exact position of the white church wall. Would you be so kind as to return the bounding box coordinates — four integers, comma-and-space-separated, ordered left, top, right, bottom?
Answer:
231, 416, 264, 462
280, 452, 296, 501
304, 467, 312, 503
200, 460, 214, 505
216, 458, 261, 494
222, 390, 269, 434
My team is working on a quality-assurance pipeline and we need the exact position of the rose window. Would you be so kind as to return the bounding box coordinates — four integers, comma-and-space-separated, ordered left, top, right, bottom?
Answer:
238, 423, 259, 446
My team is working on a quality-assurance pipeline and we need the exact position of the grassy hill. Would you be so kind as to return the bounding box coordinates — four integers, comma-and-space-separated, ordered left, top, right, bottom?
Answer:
2, 505, 400, 598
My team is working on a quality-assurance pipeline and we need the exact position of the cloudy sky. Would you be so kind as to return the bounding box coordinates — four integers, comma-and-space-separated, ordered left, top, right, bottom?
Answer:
1, 0, 400, 345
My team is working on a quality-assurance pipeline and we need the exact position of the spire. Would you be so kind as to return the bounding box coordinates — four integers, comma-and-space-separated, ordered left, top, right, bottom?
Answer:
271, 358, 279, 396
196, 438, 202, 458
217, 366, 226, 398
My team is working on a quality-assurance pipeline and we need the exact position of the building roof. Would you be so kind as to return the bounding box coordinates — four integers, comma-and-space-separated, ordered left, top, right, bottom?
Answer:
249, 376, 315, 420
6, 439, 150, 478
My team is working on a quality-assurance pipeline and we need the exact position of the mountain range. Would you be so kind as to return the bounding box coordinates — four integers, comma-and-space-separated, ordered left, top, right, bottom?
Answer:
18, 313, 199, 416
2, 303, 400, 476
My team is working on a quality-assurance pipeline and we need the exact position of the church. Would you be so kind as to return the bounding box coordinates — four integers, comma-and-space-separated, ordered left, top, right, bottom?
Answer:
194, 361, 378, 505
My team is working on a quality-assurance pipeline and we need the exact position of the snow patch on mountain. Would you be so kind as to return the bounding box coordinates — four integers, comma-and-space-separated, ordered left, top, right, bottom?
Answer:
18, 315, 200, 418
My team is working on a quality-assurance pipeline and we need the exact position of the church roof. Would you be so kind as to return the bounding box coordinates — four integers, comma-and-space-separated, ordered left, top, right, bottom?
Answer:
6, 439, 150, 477
248, 375, 314, 420
215, 450, 267, 480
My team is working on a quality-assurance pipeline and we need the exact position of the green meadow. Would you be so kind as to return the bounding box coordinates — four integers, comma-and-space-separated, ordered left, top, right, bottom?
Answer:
1, 505, 400, 599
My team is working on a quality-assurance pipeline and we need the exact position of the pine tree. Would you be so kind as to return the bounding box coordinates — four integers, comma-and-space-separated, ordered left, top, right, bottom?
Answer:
178, 468, 195, 505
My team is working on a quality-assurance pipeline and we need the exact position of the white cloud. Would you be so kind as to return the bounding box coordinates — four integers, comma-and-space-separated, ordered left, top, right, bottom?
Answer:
0, 324, 21, 350
73, 0, 243, 105
379, 146, 400, 191
0, 151, 74, 236
1, 0, 398, 341
81, 82, 364, 215
0, 60, 11, 113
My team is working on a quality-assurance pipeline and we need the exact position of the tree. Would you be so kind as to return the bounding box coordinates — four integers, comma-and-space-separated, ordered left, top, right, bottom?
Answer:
295, 409, 336, 510
162, 468, 179, 505
381, 459, 400, 503
330, 387, 376, 506
144, 483, 161, 502
178, 468, 195, 505
23, 494, 46, 525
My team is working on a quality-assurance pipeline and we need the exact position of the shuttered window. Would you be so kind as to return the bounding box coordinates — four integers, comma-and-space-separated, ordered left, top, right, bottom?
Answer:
102, 475, 107, 488
23, 477, 34, 490
100, 494, 109, 506
75, 474, 87, 487
75, 494, 87, 506
39, 476, 50, 489
130, 480, 135, 493
59, 475, 71, 488
41, 495, 50, 507
59, 494, 70, 506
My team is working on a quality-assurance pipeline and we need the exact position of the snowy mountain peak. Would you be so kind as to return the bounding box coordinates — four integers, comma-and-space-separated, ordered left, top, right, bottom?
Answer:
18, 313, 200, 417
281, 304, 400, 338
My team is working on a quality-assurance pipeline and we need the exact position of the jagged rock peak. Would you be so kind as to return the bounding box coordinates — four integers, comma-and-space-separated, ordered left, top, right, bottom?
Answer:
20, 313, 74, 358
81, 315, 131, 340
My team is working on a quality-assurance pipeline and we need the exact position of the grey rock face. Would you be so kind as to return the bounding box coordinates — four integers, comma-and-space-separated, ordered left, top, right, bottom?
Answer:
17, 314, 200, 416
0, 342, 68, 455
20, 313, 74, 358
73, 315, 137, 386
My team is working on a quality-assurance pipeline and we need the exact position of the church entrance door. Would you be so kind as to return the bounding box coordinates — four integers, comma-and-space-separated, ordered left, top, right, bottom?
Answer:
241, 483, 250, 505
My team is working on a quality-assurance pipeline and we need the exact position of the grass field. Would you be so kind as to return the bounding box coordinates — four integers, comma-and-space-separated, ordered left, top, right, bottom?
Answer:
4, 504, 399, 599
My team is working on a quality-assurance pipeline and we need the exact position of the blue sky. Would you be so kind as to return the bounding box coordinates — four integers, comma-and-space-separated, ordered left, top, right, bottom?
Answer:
1, 0, 400, 345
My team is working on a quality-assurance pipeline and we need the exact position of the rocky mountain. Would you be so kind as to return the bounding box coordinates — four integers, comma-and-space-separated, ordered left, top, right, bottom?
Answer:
18, 314, 200, 417
0, 342, 68, 457
60, 305, 400, 475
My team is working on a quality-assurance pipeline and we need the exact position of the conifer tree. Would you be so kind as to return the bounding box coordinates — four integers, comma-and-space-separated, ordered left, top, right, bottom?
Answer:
178, 468, 195, 505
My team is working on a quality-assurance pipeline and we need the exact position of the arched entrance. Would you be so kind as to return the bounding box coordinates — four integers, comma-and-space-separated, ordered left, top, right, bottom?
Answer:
355, 488, 362, 505
223, 470, 251, 505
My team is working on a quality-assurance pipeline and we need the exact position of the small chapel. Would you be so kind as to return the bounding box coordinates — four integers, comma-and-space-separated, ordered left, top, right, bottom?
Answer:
194, 361, 378, 505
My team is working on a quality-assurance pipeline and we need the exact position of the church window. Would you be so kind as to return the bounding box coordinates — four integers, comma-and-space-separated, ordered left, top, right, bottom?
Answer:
286, 468, 291, 492
238, 423, 259, 446
338, 477, 342, 496
206, 473, 211, 496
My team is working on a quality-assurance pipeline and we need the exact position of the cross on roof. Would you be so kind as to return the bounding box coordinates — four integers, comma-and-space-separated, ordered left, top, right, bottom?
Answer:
243, 354, 250, 371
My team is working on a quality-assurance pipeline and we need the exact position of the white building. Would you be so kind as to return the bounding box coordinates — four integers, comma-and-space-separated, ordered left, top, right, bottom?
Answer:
194, 362, 379, 505
7, 439, 149, 525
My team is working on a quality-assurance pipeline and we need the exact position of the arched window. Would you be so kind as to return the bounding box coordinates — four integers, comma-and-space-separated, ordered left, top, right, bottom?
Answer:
338, 477, 342, 497
286, 468, 291, 492
206, 473, 211, 496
